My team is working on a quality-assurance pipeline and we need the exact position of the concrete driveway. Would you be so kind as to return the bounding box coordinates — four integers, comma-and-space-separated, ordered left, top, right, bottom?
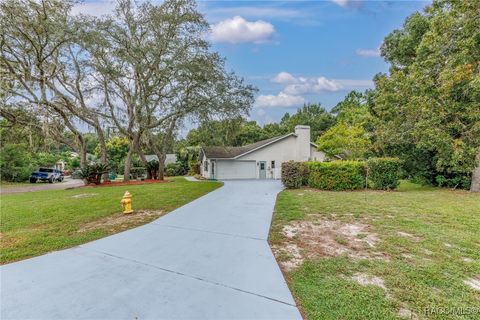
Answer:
1, 180, 301, 319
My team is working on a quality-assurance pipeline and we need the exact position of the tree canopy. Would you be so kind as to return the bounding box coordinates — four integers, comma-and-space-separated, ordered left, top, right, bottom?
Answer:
0, 0, 255, 181
371, 0, 480, 190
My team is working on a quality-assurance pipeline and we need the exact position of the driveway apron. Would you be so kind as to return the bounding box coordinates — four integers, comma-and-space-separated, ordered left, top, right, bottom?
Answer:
1, 180, 301, 319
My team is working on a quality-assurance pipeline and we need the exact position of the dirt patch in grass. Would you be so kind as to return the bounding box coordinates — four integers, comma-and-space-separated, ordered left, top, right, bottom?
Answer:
77, 210, 164, 233
0, 233, 26, 249
80, 179, 171, 189
273, 219, 388, 271
398, 308, 418, 320
351, 273, 387, 291
71, 193, 98, 198
397, 231, 422, 242
464, 275, 480, 291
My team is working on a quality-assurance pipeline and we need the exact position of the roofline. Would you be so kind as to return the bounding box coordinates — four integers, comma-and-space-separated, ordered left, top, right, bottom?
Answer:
199, 147, 235, 160
309, 142, 342, 159
201, 134, 338, 160
233, 133, 296, 159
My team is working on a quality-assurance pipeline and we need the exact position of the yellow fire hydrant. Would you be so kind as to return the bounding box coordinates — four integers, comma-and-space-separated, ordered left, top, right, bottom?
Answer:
120, 191, 133, 214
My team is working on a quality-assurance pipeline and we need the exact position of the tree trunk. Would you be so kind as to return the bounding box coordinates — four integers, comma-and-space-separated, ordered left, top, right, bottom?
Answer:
157, 153, 166, 181
28, 131, 34, 150
470, 150, 480, 192
137, 149, 152, 179
96, 126, 109, 181
149, 136, 166, 181
77, 134, 87, 169
123, 133, 140, 182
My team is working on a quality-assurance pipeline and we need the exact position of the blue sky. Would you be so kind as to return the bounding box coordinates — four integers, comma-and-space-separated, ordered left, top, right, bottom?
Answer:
74, 0, 430, 125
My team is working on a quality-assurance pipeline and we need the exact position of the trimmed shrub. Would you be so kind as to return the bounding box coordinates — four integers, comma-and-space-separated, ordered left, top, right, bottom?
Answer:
300, 163, 310, 186
307, 161, 365, 191
281, 161, 308, 189
165, 162, 186, 176
435, 174, 471, 189
130, 167, 146, 179
146, 160, 159, 179
367, 157, 402, 190
188, 160, 200, 175
79, 163, 110, 184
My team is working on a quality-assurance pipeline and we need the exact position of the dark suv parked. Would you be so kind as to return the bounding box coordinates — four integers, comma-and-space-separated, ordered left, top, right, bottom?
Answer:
30, 168, 64, 183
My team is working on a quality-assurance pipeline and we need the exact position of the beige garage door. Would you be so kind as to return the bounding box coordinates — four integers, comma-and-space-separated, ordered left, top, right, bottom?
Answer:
216, 160, 256, 179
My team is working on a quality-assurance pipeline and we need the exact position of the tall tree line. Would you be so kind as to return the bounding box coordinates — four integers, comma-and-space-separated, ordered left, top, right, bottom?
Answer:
184, 0, 480, 191
316, 0, 480, 191
0, 0, 255, 181
372, 0, 480, 192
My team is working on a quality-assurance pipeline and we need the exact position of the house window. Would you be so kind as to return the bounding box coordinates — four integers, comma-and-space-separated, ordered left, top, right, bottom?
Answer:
204, 161, 208, 172
271, 161, 275, 169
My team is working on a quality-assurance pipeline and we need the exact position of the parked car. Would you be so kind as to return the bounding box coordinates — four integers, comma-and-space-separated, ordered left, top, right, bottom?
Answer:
29, 168, 64, 183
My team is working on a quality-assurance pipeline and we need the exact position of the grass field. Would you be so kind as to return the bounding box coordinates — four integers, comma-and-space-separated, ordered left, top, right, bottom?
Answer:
0, 178, 221, 264
0, 181, 32, 189
270, 181, 480, 320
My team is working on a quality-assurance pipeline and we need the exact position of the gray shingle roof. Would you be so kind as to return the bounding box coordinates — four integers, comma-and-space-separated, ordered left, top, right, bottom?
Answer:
201, 134, 293, 159
144, 154, 177, 164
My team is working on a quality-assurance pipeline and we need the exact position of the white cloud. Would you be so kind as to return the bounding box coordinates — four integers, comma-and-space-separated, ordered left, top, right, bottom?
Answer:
331, 0, 363, 8
255, 92, 305, 108
332, 0, 349, 7
284, 77, 342, 94
271, 72, 343, 94
271, 72, 298, 84
72, 0, 115, 17
260, 72, 373, 108
210, 16, 275, 44
356, 48, 381, 57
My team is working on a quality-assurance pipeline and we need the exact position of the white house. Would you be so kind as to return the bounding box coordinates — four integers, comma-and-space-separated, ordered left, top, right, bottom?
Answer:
144, 154, 178, 165
199, 125, 326, 180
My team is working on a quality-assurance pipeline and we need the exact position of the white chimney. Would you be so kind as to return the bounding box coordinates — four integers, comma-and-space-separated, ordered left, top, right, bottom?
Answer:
295, 125, 311, 161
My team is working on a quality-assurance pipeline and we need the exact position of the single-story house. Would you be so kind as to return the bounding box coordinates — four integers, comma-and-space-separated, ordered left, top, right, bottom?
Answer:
199, 125, 326, 180
145, 154, 177, 165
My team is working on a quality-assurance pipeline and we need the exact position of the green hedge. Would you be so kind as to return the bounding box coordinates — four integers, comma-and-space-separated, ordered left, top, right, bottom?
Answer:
281, 158, 402, 191
281, 161, 309, 189
367, 157, 402, 190
165, 162, 187, 176
307, 161, 366, 191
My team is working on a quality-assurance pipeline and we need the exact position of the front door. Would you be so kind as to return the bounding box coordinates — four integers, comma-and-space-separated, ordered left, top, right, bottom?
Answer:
259, 161, 266, 179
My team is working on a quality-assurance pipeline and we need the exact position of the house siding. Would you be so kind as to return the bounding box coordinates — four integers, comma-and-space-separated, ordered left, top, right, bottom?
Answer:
238, 136, 313, 179
200, 125, 327, 180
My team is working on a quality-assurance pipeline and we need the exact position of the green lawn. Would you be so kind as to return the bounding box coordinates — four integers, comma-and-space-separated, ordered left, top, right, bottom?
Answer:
270, 181, 480, 320
0, 181, 32, 189
0, 177, 221, 264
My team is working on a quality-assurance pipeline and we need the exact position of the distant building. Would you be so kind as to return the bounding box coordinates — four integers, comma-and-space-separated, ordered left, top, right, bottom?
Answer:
55, 160, 66, 171
144, 154, 178, 165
